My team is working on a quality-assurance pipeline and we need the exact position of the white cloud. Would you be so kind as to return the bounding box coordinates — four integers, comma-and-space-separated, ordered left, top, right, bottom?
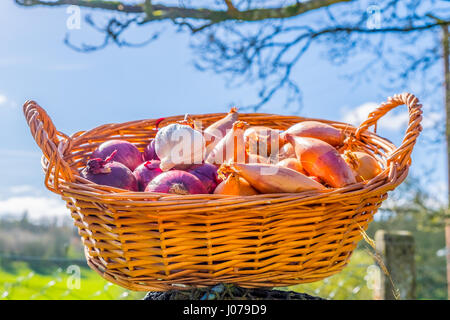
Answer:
0, 94, 7, 105
342, 102, 441, 132
9, 185, 38, 194
0, 196, 68, 221
0, 93, 17, 109
342, 102, 409, 131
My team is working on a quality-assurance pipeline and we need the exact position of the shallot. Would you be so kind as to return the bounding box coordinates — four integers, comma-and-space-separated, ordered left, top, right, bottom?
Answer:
343, 150, 382, 182
224, 162, 325, 194
280, 121, 345, 147
286, 135, 356, 188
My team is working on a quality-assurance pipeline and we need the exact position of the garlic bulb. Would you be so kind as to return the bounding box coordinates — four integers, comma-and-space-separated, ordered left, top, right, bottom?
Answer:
155, 123, 206, 171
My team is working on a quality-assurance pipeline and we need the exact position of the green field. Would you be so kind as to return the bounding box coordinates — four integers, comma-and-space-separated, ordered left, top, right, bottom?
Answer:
0, 250, 374, 300
0, 261, 146, 300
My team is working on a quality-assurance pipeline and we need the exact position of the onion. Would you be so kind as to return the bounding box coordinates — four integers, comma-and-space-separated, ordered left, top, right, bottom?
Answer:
280, 121, 345, 147
187, 163, 222, 193
343, 150, 382, 182
214, 173, 259, 196
91, 140, 143, 172
286, 135, 355, 188
143, 139, 159, 161
206, 121, 247, 165
244, 126, 282, 158
133, 160, 163, 191
224, 162, 325, 194
277, 158, 304, 173
81, 151, 138, 191
145, 170, 207, 195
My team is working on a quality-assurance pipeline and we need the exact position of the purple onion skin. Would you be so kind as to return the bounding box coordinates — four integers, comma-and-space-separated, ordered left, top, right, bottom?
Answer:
145, 170, 207, 195
91, 140, 143, 172
133, 160, 163, 191
81, 160, 138, 191
187, 163, 221, 194
143, 139, 159, 161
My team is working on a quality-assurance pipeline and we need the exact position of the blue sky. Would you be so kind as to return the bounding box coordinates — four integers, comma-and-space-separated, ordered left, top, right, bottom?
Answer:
0, 1, 446, 220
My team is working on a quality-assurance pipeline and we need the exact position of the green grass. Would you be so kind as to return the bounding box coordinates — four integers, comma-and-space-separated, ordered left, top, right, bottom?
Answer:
0, 262, 146, 300
283, 250, 375, 300
0, 250, 375, 300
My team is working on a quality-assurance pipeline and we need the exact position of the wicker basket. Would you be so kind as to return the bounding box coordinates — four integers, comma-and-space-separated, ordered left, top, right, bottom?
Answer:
23, 93, 422, 291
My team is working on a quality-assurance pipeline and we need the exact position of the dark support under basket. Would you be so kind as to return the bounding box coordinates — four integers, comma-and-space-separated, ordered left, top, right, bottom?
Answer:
143, 284, 324, 300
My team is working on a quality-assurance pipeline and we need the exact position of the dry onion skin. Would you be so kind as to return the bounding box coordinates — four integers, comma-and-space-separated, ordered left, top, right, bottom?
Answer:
286, 135, 356, 188
343, 150, 382, 182
280, 121, 345, 147
224, 162, 326, 194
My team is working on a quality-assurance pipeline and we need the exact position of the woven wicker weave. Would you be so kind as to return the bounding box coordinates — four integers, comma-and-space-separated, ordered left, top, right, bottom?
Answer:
23, 93, 422, 291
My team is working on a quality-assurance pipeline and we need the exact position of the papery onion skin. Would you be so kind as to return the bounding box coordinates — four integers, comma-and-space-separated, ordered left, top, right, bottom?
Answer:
81, 154, 138, 191
213, 174, 259, 196
344, 151, 382, 182
133, 160, 163, 191
286, 135, 356, 188
145, 170, 207, 195
227, 162, 325, 194
91, 140, 143, 172
280, 121, 345, 147
143, 139, 159, 161
187, 163, 222, 193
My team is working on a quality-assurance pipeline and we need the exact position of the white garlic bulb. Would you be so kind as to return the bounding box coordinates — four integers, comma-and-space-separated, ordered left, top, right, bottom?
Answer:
155, 123, 206, 171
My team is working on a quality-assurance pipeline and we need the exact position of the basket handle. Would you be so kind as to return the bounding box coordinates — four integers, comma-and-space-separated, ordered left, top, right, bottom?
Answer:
23, 100, 74, 193
355, 92, 423, 170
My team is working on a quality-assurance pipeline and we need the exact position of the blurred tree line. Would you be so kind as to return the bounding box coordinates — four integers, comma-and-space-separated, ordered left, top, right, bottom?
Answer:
364, 178, 448, 299
0, 213, 85, 273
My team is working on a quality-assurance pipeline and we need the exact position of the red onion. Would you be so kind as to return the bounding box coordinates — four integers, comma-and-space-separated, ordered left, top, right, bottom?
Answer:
145, 170, 207, 195
81, 151, 138, 191
133, 160, 163, 191
143, 139, 159, 161
187, 163, 221, 193
91, 140, 143, 171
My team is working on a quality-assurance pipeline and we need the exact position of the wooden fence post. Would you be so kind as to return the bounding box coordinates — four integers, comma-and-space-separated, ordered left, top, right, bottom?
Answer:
374, 230, 416, 300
